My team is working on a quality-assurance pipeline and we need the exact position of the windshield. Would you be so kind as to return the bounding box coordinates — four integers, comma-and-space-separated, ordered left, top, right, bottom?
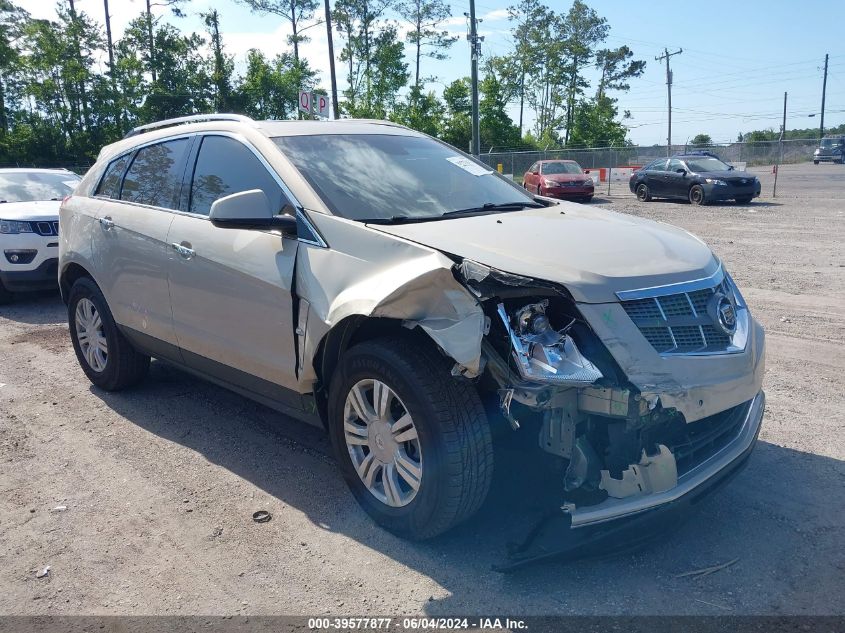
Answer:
273, 134, 534, 222
684, 157, 731, 173
0, 171, 80, 203
820, 138, 841, 148
542, 162, 582, 175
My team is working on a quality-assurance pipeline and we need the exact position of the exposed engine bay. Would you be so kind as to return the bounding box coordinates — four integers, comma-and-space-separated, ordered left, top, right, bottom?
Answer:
456, 258, 748, 511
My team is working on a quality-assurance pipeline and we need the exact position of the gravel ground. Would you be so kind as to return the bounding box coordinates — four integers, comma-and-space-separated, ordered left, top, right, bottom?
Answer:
0, 162, 843, 616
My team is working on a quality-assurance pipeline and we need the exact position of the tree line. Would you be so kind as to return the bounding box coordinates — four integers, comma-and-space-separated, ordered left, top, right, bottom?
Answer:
0, 0, 646, 167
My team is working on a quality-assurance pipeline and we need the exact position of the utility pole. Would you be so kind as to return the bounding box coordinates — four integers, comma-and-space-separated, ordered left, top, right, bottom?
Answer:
324, 0, 339, 119
655, 48, 682, 156
774, 91, 787, 198
819, 53, 828, 141
465, 1, 483, 156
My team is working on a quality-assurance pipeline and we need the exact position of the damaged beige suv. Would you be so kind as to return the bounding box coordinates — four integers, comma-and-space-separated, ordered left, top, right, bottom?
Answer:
60, 114, 765, 545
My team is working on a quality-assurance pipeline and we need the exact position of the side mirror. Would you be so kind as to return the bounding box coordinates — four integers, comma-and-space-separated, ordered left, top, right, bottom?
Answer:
209, 189, 297, 237
676, 168, 687, 175
531, 169, 539, 175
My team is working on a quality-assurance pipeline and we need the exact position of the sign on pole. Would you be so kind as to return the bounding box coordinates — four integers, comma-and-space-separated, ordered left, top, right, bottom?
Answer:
298, 90, 312, 115
298, 90, 331, 119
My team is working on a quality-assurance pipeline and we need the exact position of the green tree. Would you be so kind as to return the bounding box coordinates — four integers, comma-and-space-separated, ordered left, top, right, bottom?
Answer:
440, 77, 471, 150
202, 9, 234, 112
479, 57, 521, 149
397, 0, 456, 90
595, 45, 645, 99
560, 0, 609, 144
333, 0, 402, 115
0, 0, 27, 138
237, 49, 316, 119
567, 95, 626, 148
392, 85, 443, 137
235, 0, 320, 66
690, 133, 712, 147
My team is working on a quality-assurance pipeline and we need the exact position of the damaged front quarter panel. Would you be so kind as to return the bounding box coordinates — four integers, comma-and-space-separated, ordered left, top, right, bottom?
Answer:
293, 213, 488, 389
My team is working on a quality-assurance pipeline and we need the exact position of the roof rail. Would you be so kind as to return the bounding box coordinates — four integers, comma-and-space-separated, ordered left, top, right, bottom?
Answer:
123, 113, 256, 139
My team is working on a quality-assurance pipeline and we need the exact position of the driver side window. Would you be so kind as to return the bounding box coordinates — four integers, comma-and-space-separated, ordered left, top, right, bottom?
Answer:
189, 135, 292, 216
667, 158, 685, 172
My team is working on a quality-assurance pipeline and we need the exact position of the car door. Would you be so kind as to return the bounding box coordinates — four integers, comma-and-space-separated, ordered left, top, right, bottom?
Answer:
93, 137, 191, 359
663, 158, 688, 198
165, 134, 301, 406
524, 162, 539, 189
640, 159, 667, 195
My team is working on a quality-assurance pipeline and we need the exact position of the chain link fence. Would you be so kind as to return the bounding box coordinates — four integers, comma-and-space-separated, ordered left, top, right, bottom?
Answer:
477, 139, 822, 181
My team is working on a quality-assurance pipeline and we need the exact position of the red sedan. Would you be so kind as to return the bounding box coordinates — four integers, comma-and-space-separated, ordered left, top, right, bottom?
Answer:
522, 159, 594, 202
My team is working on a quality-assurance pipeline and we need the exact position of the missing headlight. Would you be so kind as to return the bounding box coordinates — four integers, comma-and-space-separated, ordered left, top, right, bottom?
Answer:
497, 300, 602, 386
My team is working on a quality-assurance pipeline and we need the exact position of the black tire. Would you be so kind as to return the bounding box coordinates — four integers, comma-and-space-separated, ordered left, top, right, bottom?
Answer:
67, 277, 150, 391
636, 183, 651, 202
536, 183, 542, 196
0, 279, 13, 305
735, 196, 753, 204
327, 336, 493, 540
689, 184, 706, 205
813, 160, 819, 165
582, 196, 593, 203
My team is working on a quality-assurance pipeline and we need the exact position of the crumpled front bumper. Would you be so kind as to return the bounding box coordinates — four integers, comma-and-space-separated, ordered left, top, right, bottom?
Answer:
567, 390, 764, 528
496, 391, 764, 571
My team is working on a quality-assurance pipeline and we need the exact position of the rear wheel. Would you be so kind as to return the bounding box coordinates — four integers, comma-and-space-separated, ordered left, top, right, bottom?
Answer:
636, 183, 651, 202
689, 184, 706, 205
328, 336, 493, 540
68, 277, 150, 391
813, 160, 819, 165
0, 279, 12, 305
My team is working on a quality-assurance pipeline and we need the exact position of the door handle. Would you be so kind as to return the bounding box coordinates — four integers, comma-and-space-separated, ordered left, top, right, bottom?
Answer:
170, 241, 195, 260
99, 216, 114, 230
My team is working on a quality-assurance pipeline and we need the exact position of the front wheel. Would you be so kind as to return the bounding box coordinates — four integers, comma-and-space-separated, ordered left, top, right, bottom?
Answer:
636, 183, 651, 202
735, 196, 753, 204
689, 184, 706, 205
328, 336, 493, 540
813, 160, 819, 165
68, 277, 150, 391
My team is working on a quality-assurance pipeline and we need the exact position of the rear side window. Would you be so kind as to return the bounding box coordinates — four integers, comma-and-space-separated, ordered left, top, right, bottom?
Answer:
120, 138, 190, 209
95, 155, 129, 199
189, 136, 287, 216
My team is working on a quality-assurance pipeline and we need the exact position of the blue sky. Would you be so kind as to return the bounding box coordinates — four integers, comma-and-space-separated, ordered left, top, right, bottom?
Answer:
33, 0, 845, 145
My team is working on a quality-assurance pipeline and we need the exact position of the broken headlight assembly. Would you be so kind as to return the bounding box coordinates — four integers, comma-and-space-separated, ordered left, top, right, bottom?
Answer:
497, 299, 602, 386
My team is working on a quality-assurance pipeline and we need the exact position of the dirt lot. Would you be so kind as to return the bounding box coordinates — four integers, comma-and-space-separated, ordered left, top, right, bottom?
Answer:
1, 162, 843, 616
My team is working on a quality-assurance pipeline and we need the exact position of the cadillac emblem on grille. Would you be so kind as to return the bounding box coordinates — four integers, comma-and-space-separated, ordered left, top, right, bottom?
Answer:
709, 292, 737, 335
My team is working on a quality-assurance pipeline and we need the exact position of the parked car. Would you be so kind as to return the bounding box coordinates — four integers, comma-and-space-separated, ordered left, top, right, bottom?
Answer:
522, 159, 594, 202
813, 136, 845, 164
629, 154, 760, 205
60, 115, 765, 549
0, 168, 81, 304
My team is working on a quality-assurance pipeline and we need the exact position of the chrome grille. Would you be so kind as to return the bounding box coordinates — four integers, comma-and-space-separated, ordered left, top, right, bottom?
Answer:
619, 272, 744, 355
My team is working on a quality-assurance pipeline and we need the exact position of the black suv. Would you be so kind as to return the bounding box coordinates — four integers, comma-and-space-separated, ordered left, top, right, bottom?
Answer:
630, 154, 761, 205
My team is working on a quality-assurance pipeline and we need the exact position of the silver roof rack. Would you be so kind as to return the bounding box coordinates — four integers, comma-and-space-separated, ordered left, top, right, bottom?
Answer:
123, 113, 256, 139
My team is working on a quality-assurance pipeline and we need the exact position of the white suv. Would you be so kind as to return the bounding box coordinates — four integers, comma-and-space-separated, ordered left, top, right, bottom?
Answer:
0, 168, 80, 303
60, 114, 765, 551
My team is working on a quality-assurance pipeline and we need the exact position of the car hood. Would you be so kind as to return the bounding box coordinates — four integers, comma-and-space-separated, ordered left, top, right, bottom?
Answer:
693, 170, 755, 181
0, 200, 60, 221
368, 204, 718, 303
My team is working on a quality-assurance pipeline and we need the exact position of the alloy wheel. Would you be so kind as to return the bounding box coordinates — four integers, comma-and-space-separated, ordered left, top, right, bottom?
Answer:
75, 298, 108, 372
343, 379, 422, 508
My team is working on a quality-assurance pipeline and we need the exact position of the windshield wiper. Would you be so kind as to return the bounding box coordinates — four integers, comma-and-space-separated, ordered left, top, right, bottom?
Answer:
361, 201, 543, 225
443, 201, 543, 217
